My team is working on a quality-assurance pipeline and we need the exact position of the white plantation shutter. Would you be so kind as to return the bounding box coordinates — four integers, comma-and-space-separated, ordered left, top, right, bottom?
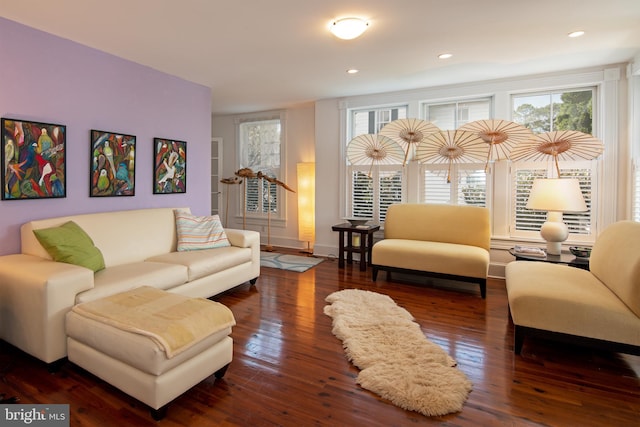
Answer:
349, 168, 402, 222
561, 168, 593, 235
513, 167, 548, 232
378, 170, 402, 222
423, 165, 487, 207
511, 162, 596, 238
351, 171, 373, 218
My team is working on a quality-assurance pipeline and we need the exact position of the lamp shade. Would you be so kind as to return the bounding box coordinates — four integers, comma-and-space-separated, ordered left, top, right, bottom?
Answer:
526, 178, 587, 212
297, 162, 315, 245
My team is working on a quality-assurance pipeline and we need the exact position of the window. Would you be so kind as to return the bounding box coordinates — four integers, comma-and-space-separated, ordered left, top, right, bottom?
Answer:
347, 106, 407, 222
421, 98, 492, 206
238, 116, 283, 218
423, 99, 491, 130
511, 88, 597, 240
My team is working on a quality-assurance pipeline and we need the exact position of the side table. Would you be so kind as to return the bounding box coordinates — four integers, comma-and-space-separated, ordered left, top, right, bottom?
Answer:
332, 223, 380, 271
508, 248, 589, 270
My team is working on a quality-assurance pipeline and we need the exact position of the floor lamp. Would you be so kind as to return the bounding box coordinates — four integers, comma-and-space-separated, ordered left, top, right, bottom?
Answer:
526, 178, 587, 255
297, 162, 315, 255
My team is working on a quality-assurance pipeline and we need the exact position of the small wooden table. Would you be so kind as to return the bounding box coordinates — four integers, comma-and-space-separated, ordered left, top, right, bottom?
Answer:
508, 248, 590, 270
332, 223, 380, 271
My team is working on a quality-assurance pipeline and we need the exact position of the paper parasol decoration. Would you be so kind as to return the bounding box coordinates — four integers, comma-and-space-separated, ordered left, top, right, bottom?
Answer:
379, 118, 440, 166
415, 130, 490, 183
509, 130, 604, 177
458, 119, 534, 170
346, 134, 405, 176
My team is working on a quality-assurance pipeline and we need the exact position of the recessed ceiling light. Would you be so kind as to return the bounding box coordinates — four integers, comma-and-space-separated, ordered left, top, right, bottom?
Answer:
346, 69, 359, 74
329, 18, 369, 40
568, 30, 585, 38
438, 53, 453, 59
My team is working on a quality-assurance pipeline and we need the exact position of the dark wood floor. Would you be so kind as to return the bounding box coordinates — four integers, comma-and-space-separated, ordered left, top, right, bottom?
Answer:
1, 251, 639, 426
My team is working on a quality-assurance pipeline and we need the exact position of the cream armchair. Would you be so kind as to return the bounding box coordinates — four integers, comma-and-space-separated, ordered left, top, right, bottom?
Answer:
506, 220, 640, 355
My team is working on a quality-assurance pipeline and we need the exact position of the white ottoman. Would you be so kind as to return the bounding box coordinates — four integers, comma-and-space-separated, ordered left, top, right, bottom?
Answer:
65, 286, 235, 420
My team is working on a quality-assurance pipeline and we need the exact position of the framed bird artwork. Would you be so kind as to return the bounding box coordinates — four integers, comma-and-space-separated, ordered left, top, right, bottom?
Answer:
153, 138, 187, 194
90, 129, 136, 197
1, 117, 67, 200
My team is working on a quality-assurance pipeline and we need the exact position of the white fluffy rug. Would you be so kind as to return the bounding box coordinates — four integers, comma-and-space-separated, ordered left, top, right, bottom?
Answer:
324, 289, 472, 416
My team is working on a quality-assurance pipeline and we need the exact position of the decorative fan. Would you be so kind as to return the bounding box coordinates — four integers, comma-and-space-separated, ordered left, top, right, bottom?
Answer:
458, 119, 534, 170
346, 134, 405, 176
415, 130, 490, 183
379, 118, 440, 166
509, 130, 604, 177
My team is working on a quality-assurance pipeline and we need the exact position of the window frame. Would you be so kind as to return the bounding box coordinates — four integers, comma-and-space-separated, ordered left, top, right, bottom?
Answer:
346, 105, 408, 223
509, 86, 599, 242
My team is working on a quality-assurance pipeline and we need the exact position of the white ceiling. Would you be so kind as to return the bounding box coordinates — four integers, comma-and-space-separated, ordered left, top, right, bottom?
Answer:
2, 0, 639, 115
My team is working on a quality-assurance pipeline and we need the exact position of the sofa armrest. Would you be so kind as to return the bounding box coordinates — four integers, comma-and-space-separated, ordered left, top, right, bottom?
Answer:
225, 228, 259, 248
225, 229, 261, 280
0, 254, 94, 363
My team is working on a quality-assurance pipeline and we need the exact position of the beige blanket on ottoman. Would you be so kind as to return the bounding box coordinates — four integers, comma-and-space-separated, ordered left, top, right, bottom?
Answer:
72, 286, 236, 358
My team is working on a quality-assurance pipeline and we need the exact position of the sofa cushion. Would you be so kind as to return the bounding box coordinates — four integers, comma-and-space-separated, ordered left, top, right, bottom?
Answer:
175, 211, 230, 251
147, 246, 252, 282
76, 262, 188, 304
372, 239, 489, 279
506, 261, 640, 346
33, 221, 105, 272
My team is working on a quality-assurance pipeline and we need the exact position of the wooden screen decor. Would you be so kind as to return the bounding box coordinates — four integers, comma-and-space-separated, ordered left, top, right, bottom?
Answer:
1, 118, 66, 200
153, 138, 186, 194
90, 129, 136, 197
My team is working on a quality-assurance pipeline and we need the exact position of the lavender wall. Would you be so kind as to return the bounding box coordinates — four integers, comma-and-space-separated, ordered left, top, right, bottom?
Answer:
0, 17, 212, 255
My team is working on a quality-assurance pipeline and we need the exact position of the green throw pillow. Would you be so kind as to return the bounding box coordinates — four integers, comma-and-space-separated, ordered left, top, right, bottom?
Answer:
33, 221, 105, 272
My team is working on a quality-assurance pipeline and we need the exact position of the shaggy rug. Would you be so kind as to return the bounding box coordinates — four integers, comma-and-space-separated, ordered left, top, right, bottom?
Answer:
323, 289, 472, 416
260, 252, 324, 272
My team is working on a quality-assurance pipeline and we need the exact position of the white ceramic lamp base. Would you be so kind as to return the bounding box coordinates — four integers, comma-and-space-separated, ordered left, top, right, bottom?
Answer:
539, 211, 568, 255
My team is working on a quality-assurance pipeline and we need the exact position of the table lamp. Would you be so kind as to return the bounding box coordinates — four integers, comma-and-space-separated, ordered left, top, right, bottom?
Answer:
526, 178, 587, 255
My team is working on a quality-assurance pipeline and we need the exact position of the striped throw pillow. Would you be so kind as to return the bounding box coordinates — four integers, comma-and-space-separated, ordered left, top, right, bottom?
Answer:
175, 211, 230, 251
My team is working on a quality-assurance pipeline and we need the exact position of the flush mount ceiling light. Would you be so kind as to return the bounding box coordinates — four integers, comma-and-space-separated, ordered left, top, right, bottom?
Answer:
568, 30, 585, 38
438, 53, 453, 59
329, 17, 369, 40
346, 68, 359, 74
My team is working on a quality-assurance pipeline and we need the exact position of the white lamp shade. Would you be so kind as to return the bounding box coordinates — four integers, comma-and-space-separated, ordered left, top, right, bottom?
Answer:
329, 18, 369, 40
526, 178, 587, 212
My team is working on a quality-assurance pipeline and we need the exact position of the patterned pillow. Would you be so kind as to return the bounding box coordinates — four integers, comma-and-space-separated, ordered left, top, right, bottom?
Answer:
175, 211, 230, 251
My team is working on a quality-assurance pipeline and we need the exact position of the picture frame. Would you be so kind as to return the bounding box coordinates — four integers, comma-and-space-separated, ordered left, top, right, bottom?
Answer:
90, 129, 136, 197
153, 138, 186, 194
1, 118, 67, 200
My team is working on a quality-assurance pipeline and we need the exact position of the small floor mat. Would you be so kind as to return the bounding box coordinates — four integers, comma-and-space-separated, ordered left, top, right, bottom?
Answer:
260, 252, 324, 272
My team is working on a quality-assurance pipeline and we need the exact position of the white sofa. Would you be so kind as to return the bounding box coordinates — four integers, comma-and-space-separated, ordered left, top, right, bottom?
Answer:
0, 207, 260, 364
371, 203, 491, 298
